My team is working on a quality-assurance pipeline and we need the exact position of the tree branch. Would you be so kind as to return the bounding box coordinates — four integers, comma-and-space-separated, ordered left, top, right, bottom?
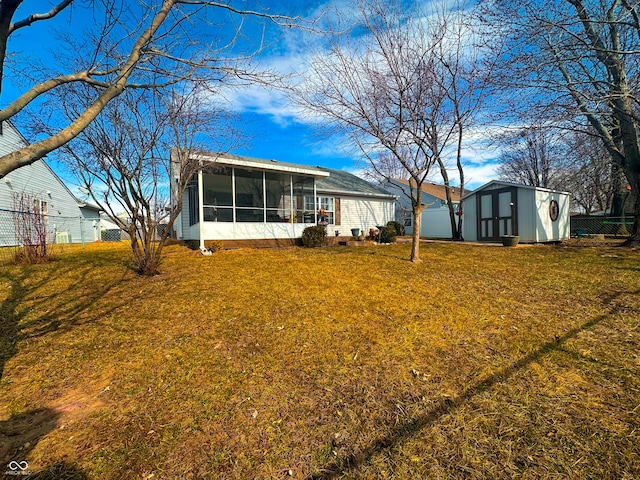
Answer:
8, 0, 74, 33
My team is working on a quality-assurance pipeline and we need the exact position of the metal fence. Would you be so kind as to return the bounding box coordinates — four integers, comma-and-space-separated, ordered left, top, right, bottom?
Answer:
570, 215, 633, 237
0, 208, 122, 264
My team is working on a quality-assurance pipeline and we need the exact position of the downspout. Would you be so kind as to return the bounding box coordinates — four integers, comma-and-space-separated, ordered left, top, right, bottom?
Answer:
198, 167, 205, 250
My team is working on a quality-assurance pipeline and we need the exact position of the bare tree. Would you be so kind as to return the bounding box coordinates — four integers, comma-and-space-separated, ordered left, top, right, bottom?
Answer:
430, 1, 492, 241
0, 0, 301, 177
559, 129, 615, 213
481, 0, 640, 242
56, 83, 230, 275
362, 152, 411, 184
11, 191, 52, 263
295, 0, 482, 260
496, 127, 564, 189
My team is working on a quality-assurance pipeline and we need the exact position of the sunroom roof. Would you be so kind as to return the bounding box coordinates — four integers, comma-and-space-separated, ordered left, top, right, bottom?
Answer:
194, 152, 330, 178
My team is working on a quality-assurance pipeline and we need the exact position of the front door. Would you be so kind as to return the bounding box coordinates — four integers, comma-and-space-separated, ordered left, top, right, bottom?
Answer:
477, 187, 517, 241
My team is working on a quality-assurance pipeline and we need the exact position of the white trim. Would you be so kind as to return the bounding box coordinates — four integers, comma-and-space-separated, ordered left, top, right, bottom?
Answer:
193, 153, 330, 178
198, 169, 205, 250
462, 180, 570, 200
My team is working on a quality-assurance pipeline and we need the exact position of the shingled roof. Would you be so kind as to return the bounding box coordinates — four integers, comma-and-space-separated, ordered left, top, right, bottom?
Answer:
317, 168, 395, 198
392, 178, 468, 202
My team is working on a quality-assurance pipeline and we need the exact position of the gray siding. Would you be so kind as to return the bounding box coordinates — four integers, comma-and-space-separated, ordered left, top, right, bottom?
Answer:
0, 122, 89, 245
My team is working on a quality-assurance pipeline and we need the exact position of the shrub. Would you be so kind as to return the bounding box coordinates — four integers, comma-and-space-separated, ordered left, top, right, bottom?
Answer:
302, 225, 327, 247
387, 220, 405, 236
379, 225, 397, 243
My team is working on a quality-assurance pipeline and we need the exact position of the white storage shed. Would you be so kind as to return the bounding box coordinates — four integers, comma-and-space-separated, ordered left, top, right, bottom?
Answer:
462, 181, 570, 243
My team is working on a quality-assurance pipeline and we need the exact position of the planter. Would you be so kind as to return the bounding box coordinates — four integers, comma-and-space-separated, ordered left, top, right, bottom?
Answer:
501, 235, 520, 247
351, 228, 360, 237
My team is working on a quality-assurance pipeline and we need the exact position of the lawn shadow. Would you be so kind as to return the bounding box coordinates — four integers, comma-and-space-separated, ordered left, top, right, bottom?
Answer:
0, 408, 87, 479
307, 289, 637, 479
0, 255, 132, 381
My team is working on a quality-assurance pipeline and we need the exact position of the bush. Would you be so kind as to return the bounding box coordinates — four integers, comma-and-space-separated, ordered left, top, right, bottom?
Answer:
387, 220, 405, 236
379, 225, 397, 243
302, 225, 327, 247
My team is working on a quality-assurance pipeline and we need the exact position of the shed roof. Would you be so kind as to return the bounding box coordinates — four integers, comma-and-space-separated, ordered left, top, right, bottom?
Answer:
461, 180, 570, 200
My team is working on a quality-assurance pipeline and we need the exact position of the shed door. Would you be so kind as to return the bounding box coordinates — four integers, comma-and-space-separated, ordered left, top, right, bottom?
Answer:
477, 187, 518, 241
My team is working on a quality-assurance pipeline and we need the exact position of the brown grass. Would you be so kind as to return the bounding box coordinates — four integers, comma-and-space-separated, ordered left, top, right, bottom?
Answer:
0, 242, 639, 479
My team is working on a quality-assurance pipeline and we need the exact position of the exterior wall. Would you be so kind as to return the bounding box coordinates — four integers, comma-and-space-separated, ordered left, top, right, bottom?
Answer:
462, 183, 570, 243
421, 208, 454, 238
462, 195, 477, 241
178, 194, 395, 241
534, 190, 571, 242
516, 188, 537, 242
0, 122, 90, 246
200, 222, 306, 241
385, 181, 454, 237
79, 207, 102, 243
335, 196, 395, 235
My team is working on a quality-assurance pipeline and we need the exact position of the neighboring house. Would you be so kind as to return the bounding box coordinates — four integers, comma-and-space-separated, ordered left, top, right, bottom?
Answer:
171, 152, 396, 248
462, 180, 570, 243
0, 120, 101, 246
383, 178, 467, 238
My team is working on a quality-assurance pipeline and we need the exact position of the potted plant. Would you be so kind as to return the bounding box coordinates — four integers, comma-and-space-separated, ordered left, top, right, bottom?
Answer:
501, 235, 520, 247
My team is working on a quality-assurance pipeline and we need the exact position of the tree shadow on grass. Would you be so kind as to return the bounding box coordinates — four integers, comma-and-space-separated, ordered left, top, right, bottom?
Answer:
0, 255, 132, 381
307, 289, 639, 479
0, 408, 87, 479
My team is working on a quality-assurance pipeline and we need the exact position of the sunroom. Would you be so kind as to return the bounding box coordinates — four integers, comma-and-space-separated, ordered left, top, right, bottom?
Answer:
173, 152, 331, 248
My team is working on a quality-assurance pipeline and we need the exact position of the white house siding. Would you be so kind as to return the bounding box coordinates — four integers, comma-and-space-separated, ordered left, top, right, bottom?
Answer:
335, 196, 395, 235
200, 222, 306, 240
178, 195, 395, 241
0, 122, 91, 246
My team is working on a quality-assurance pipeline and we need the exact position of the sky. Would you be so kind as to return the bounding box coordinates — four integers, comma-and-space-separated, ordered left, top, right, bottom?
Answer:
3, 0, 500, 192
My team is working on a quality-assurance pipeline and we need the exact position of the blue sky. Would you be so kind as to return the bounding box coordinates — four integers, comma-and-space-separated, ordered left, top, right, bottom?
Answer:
3, 0, 499, 191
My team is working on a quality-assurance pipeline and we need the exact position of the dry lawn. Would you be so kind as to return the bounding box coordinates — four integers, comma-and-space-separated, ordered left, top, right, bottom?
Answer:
0, 241, 639, 479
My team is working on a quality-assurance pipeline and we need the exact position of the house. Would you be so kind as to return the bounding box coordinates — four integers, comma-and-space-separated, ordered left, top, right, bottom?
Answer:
0, 120, 101, 246
462, 180, 570, 243
383, 178, 467, 238
170, 151, 396, 248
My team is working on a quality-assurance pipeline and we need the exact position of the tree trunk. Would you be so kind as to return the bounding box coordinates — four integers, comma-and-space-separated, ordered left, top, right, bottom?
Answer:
410, 186, 423, 263
411, 207, 421, 263
436, 157, 460, 241
623, 167, 640, 244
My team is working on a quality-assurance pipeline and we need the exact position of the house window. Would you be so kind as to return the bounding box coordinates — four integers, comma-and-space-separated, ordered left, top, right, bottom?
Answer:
318, 196, 335, 224
303, 196, 335, 224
